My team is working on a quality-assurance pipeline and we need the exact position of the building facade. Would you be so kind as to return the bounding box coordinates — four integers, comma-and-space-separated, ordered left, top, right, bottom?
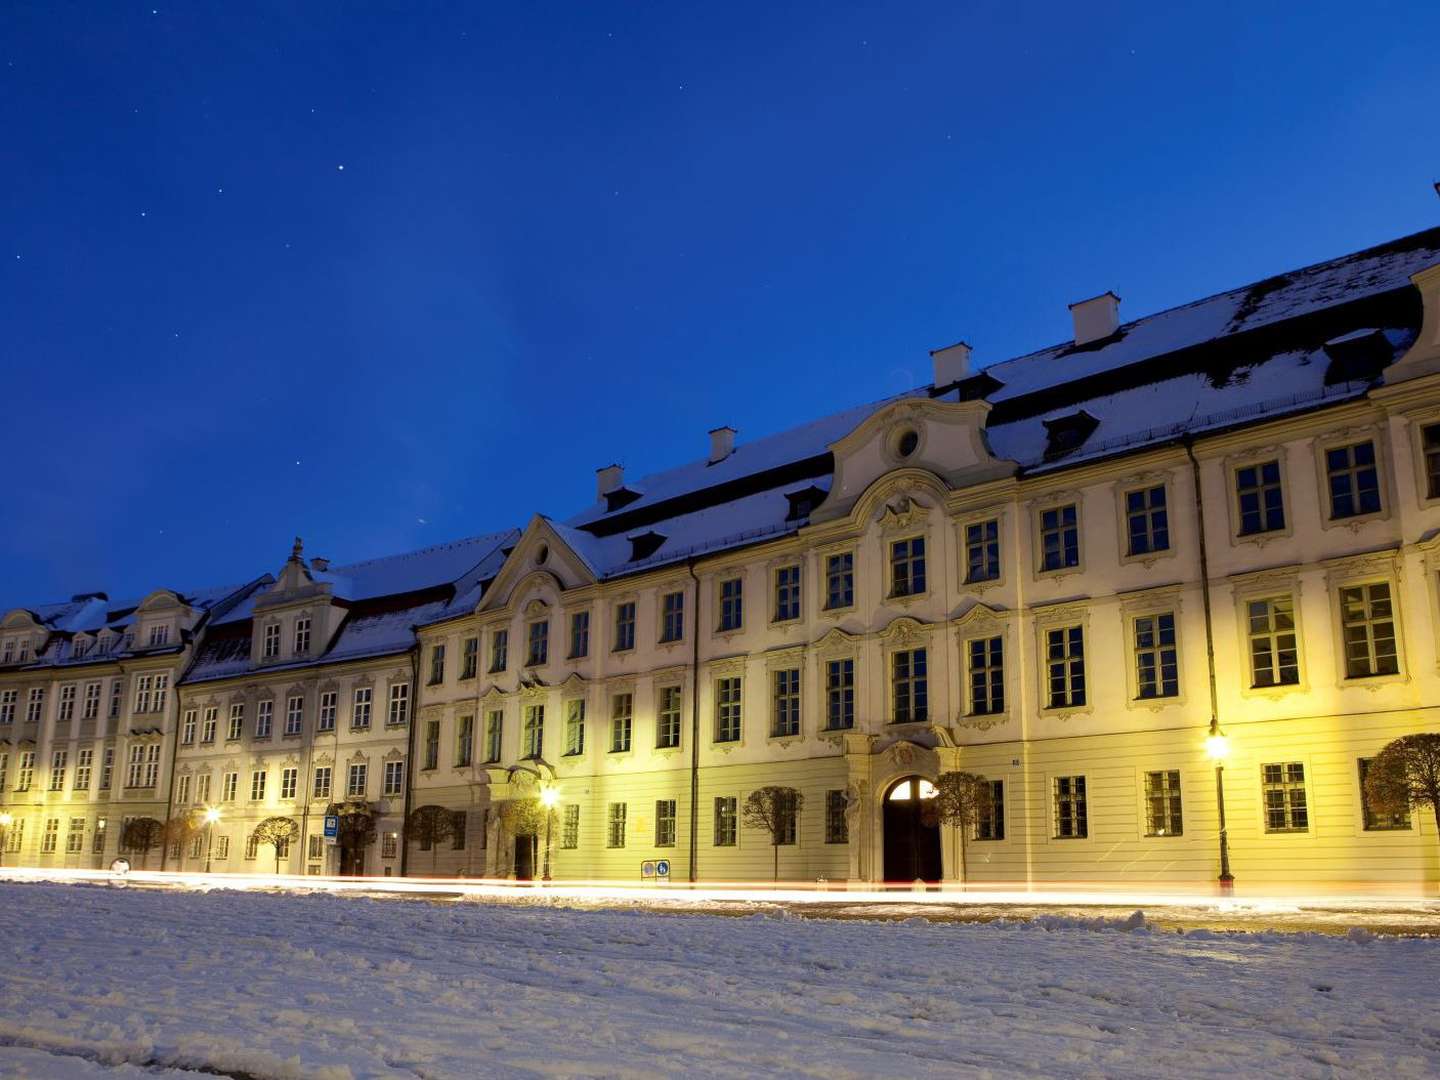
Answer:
5, 225, 1440, 887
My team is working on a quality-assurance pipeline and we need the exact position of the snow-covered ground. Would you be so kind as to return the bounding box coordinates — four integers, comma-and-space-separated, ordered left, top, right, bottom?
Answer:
1, 882, 1437, 1079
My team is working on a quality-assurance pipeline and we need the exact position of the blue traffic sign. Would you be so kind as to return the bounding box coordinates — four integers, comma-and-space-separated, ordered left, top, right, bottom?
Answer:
323, 815, 339, 839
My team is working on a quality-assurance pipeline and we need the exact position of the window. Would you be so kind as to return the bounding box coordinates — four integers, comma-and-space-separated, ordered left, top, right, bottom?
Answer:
563, 700, 585, 756
25, 687, 44, 722
773, 566, 801, 622
655, 799, 676, 847
967, 636, 1004, 715
66, 817, 85, 854
58, 684, 75, 721
976, 780, 1004, 840
42, 818, 58, 854
1144, 770, 1183, 836
16, 751, 34, 791
660, 592, 684, 643
109, 680, 121, 719
715, 677, 742, 743
489, 629, 509, 673
387, 683, 410, 726
256, 700, 273, 738
1358, 758, 1410, 830
99, 748, 112, 790
526, 621, 548, 667
285, 695, 304, 736
50, 750, 67, 790
0, 690, 14, 724
1262, 762, 1308, 832
195, 772, 211, 803
92, 818, 106, 854
1247, 596, 1300, 687
613, 602, 636, 651
4, 819, 22, 853
293, 616, 311, 655
1340, 583, 1398, 679
189, 834, 203, 860
250, 770, 266, 801
522, 704, 544, 759
1053, 776, 1087, 838
607, 803, 627, 848
714, 796, 737, 846
424, 720, 440, 769
308, 834, 324, 860
0, 752, 6, 792
718, 578, 743, 632
74, 749, 92, 791
892, 648, 928, 723
456, 714, 475, 768
824, 552, 854, 610
771, 669, 800, 737
313, 766, 332, 799
825, 790, 848, 844
561, 805, 580, 849
82, 682, 101, 720
429, 643, 447, 684
245, 835, 259, 860
890, 537, 926, 597
380, 832, 397, 860
451, 810, 466, 850
384, 759, 405, 797
656, 686, 682, 749
1235, 460, 1285, 535
1045, 626, 1086, 709
149, 624, 169, 647
222, 771, 238, 801
1326, 441, 1380, 520
125, 745, 145, 787
1039, 504, 1080, 571
824, 658, 855, 730
965, 520, 1000, 583
1126, 485, 1169, 556
774, 789, 798, 845
281, 767, 298, 800
568, 612, 590, 658
352, 687, 372, 729
263, 623, 281, 658
347, 762, 367, 798
1423, 423, 1440, 499
1133, 613, 1179, 699
484, 710, 502, 763
0, 641, 11, 665
609, 693, 632, 752
182, 709, 197, 745
461, 636, 479, 679
224, 704, 240, 741
318, 691, 336, 732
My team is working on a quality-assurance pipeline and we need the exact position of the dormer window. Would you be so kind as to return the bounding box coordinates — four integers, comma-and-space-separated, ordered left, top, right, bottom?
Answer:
262, 623, 281, 659
2, 640, 14, 664
148, 624, 169, 648
1042, 410, 1100, 463
18, 640, 29, 662
628, 531, 666, 562
294, 617, 312, 655
73, 637, 90, 659
605, 486, 643, 513
785, 485, 827, 522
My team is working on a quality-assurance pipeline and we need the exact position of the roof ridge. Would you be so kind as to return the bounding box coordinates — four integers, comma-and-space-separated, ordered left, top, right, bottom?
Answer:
327, 528, 517, 574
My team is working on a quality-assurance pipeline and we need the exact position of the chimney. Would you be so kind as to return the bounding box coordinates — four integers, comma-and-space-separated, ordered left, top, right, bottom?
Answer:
596, 464, 624, 498
311, 557, 330, 572
1069, 291, 1121, 346
708, 426, 736, 464
929, 341, 971, 387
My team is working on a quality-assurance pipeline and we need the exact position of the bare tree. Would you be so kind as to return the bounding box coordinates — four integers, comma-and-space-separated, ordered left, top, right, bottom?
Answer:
162, 810, 204, 867
120, 817, 164, 869
742, 786, 803, 884
1363, 734, 1440, 863
933, 771, 993, 884
251, 817, 299, 874
406, 805, 456, 874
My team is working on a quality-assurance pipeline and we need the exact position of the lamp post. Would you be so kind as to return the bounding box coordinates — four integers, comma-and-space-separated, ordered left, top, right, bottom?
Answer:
203, 807, 221, 874
539, 787, 559, 883
1205, 722, 1234, 891
0, 811, 12, 868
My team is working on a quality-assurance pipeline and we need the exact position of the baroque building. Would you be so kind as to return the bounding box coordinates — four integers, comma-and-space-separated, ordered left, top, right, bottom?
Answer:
5, 224, 1440, 886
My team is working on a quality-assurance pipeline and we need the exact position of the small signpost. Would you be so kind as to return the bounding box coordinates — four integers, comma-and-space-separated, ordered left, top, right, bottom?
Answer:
323, 815, 339, 846
655, 859, 671, 883
640, 859, 671, 885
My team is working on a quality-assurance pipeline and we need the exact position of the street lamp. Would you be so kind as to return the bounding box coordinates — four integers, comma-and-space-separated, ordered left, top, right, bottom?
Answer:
0, 812, 12, 868
1206, 722, 1234, 891
539, 787, 560, 883
203, 807, 221, 874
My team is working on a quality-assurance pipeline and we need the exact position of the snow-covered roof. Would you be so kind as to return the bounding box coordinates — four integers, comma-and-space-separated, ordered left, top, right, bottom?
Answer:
308, 530, 518, 602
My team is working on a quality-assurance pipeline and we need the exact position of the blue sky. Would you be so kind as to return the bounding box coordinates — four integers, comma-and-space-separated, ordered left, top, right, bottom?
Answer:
3, 1, 1437, 605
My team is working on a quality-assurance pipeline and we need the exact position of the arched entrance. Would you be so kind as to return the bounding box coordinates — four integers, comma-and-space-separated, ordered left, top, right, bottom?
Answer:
883, 777, 941, 883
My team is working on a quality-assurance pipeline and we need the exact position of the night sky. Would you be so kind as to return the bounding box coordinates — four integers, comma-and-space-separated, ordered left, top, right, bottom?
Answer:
3, 2, 1438, 606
